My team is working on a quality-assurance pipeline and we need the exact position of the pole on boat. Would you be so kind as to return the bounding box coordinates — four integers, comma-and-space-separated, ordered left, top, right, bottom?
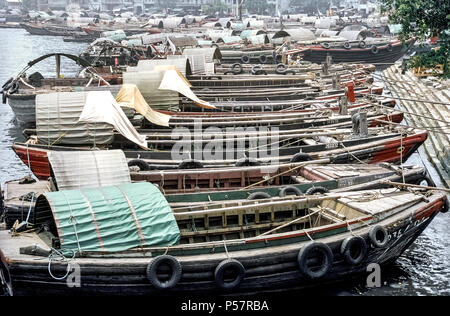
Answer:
339, 96, 348, 115
55, 53, 61, 79
383, 180, 450, 193
359, 112, 368, 137
332, 74, 338, 90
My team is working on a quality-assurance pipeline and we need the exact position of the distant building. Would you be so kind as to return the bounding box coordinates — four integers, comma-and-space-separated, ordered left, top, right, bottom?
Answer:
5, 0, 22, 10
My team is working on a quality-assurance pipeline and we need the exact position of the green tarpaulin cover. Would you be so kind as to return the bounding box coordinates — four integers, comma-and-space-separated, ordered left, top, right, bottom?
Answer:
42, 182, 180, 253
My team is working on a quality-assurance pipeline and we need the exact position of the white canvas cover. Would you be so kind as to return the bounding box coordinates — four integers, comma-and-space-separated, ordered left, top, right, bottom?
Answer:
48, 150, 131, 191
158, 68, 216, 110
78, 91, 148, 149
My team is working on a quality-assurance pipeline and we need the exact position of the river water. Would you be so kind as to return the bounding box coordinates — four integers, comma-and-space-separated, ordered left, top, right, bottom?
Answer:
0, 28, 448, 296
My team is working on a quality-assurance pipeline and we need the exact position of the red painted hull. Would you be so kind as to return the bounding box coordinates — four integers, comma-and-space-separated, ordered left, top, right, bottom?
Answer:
13, 129, 424, 181
368, 132, 427, 164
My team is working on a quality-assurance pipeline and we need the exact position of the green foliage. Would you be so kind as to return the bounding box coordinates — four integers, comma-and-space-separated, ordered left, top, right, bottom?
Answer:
380, 0, 450, 76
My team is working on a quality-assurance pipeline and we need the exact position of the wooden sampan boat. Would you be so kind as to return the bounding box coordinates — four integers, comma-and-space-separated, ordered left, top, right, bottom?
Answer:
12, 126, 427, 179
0, 163, 429, 229
0, 187, 447, 296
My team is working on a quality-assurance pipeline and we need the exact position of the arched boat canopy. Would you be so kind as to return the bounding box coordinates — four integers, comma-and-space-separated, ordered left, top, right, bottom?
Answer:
34, 182, 180, 253
27, 53, 92, 68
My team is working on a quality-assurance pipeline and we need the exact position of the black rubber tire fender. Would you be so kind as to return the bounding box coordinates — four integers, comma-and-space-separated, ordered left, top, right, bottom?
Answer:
290, 152, 312, 163
340, 236, 368, 265
305, 186, 329, 195
231, 63, 243, 74
278, 185, 303, 198
247, 191, 272, 200
127, 159, 150, 171
235, 157, 261, 167
386, 44, 393, 52
343, 42, 351, 49
214, 259, 245, 290
370, 45, 379, 54
274, 54, 282, 63
358, 40, 366, 48
146, 255, 182, 290
178, 159, 203, 169
241, 55, 250, 64
251, 65, 262, 75
258, 54, 267, 64
369, 225, 389, 248
297, 242, 333, 279
321, 42, 331, 49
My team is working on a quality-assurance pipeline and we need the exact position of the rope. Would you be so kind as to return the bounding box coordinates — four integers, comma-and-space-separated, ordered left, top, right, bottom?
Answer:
223, 240, 230, 259
374, 119, 450, 135
24, 192, 35, 224
400, 133, 405, 184
339, 141, 368, 165
61, 191, 82, 255
47, 248, 72, 281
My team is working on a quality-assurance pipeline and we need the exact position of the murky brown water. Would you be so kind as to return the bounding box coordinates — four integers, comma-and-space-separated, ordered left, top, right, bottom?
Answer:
0, 28, 448, 296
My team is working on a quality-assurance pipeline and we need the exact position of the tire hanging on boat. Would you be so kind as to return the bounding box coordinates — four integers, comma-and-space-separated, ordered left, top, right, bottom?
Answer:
369, 225, 389, 248
386, 44, 393, 52
290, 153, 312, 163
340, 236, 368, 265
146, 255, 182, 290
178, 160, 203, 169
247, 192, 271, 200
214, 259, 245, 290
343, 42, 351, 49
258, 55, 267, 64
359, 40, 366, 48
305, 186, 329, 195
127, 159, 151, 171
251, 65, 267, 75
231, 63, 243, 75
297, 242, 333, 279
279, 185, 303, 198
241, 55, 250, 64
321, 42, 331, 49
235, 157, 260, 167
370, 45, 379, 54
274, 54, 282, 63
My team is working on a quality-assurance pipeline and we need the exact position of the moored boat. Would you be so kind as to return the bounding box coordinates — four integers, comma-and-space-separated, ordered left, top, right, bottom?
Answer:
0, 185, 447, 295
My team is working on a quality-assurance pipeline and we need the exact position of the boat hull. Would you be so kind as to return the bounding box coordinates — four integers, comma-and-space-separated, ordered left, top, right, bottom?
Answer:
3, 194, 446, 296
6, 93, 36, 126
300, 41, 413, 68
